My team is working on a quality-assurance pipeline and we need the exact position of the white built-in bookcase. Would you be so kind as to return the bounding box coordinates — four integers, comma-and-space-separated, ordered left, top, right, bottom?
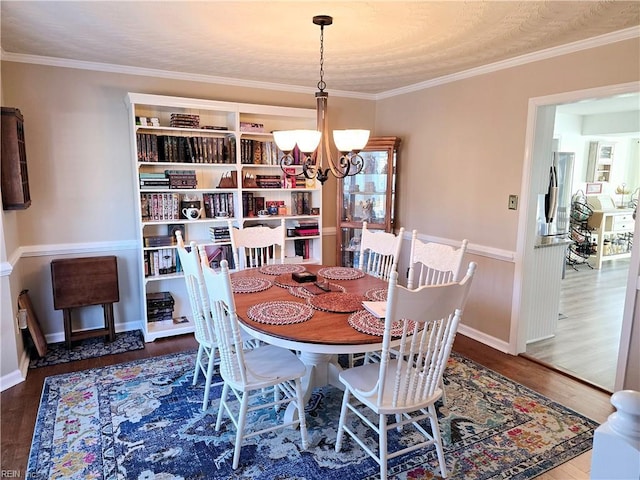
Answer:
126, 93, 322, 341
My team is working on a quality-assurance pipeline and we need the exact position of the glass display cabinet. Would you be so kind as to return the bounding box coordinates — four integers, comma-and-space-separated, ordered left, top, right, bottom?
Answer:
336, 136, 401, 267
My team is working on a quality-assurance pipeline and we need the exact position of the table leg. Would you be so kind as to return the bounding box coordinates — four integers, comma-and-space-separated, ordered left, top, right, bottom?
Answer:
284, 352, 345, 423
63, 309, 72, 349
103, 303, 116, 342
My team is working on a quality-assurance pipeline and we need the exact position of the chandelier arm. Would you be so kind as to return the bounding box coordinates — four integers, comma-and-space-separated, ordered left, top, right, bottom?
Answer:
280, 152, 313, 179
349, 153, 366, 175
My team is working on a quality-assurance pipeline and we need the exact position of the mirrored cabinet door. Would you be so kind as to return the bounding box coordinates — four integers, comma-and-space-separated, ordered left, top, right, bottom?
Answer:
336, 136, 400, 267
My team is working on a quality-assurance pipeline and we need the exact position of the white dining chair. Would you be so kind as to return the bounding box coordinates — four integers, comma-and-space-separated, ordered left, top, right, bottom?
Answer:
228, 219, 286, 270
176, 231, 260, 410
356, 221, 405, 280
351, 221, 405, 367
405, 232, 469, 405
175, 231, 220, 411
407, 231, 468, 289
198, 252, 308, 470
335, 262, 477, 480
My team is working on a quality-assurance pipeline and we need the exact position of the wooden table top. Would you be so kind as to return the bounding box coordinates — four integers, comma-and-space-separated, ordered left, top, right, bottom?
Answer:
232, 264, 388, 350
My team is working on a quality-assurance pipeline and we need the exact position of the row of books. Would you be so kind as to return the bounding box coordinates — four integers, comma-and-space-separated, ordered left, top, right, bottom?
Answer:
141, 193, 181, 221
294, 238, 314, 260
291, 220, 319, 237
202, 192, 235, 218
144, 249, 181, 278
290, 192, 313, 215
136, 133, 236, 164
146, 291, 175, 322
139, 170, 197, 190
240, 139, 282, 165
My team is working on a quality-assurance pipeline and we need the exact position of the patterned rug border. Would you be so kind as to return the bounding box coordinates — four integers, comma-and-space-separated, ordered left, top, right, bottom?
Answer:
27, 350, 599, 479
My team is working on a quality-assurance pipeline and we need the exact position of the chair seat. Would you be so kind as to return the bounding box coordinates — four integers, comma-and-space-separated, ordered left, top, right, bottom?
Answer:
242, 345, 307, 387
339, 359, 442, 414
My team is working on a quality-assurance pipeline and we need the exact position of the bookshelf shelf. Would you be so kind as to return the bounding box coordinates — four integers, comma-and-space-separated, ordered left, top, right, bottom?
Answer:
127, 92, 321, 342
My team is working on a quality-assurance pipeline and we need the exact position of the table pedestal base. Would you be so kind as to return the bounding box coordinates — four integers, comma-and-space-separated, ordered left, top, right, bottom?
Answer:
285, 352, 345, 423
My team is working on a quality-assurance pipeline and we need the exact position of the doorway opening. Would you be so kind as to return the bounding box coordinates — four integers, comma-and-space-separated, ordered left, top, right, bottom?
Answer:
514, 83, 639, 393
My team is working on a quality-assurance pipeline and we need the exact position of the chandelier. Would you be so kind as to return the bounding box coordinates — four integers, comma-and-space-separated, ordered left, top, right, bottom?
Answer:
273, 15, 370, 185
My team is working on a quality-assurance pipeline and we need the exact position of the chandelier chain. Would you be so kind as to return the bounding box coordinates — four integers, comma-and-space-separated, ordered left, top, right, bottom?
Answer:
317, 24, 326, 92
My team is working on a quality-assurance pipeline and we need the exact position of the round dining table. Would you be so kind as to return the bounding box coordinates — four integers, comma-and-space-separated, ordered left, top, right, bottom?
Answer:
230, 264, 391, 422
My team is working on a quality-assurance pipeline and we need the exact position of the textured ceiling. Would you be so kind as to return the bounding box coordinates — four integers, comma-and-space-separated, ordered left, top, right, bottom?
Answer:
1, 1, 639, 95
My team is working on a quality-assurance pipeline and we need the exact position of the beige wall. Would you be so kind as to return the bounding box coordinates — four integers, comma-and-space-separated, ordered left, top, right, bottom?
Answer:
1, 36, 638, 388
375, 37, 639, 345
0, 63, 374, 383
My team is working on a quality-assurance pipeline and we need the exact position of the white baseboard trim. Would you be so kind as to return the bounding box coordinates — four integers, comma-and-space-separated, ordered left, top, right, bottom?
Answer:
0, 370, 25, 392
0, 348, 30, 392
457, 323, 511, 354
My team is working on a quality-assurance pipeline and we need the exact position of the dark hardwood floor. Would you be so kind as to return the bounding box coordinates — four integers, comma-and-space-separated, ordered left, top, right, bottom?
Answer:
525, 258, 629, 392
0, 333, 612, 478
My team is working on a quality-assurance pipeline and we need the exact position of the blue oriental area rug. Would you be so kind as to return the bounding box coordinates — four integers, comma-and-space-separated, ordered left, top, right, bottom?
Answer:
27, 351, 598, 479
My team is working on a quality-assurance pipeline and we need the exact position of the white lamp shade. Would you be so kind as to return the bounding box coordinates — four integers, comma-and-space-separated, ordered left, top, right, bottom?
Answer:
333, 129, 370, 152
295, 130, 322, 153
273, 130, 298, 152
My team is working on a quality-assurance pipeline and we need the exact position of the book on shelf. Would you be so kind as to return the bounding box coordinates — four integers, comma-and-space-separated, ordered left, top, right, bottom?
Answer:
143, 235, 175, 247
140, 193, 180, 221
139, 172, 170, 188
291, 192, 312, 215
282, 167, 297, 188
170, 113, 199, 128
265, 200, 285, 209
256, 174, 282, 188
165, 170, 197, 189
239, 121, 265, 132
203, 192, 235, 218
239, 139, 281, 164
201, 125, 228, 131
209, 226, 231, 243
140, 172, 167, 179
144, 248, 179, 277
137, 134, 235, 164
294, 238, 313, 259
146, 291, 174, 307
253, 196, 265, 214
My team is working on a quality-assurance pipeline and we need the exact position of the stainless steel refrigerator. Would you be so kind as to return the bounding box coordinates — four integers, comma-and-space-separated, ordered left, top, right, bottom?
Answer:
554, 151, 575, 235
538, 151, 575, 236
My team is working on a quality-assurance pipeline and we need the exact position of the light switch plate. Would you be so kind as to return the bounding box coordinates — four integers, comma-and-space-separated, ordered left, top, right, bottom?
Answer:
508, 195, 518, 210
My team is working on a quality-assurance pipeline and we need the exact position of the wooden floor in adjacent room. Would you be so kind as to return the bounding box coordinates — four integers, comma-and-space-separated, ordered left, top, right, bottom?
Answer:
0, 334, 612, 478
525, 257, 629, 392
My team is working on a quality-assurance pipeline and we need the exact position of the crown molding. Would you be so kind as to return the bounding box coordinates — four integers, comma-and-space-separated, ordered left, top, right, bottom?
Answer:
0, 49, 375, 101
376, 27, 640, 100
2, 26, 638, 101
